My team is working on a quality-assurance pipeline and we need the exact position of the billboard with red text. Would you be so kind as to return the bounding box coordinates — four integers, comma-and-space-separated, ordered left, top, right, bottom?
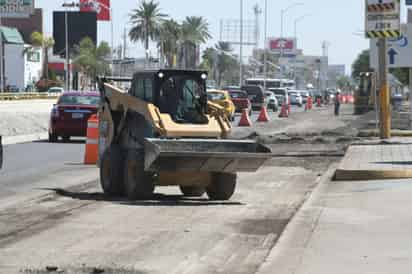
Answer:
80, 0, 110, 21
268, 38, 297, 56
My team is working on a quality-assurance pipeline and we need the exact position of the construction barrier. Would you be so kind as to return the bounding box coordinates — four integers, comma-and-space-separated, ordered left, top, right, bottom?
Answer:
238, 108, 252, 127
257, 106, 269, 122
0, 92, 60, 101
316, 98, 322, 107
84, 114, 99, 165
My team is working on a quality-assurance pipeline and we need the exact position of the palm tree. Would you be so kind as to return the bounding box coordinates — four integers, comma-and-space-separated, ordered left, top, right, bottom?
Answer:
180, 16, 211, 68
129, 0, 167, 63
215, 42, 234, 86
158, 19, 180, 68
30, 31, 54, 84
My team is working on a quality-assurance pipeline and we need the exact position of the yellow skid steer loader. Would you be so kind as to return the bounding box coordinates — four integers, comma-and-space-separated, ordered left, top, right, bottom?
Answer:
97, 70, 271, 200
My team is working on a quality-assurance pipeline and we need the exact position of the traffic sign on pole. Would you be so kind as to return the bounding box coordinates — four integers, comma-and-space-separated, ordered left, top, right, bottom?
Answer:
365, 0, 401, 38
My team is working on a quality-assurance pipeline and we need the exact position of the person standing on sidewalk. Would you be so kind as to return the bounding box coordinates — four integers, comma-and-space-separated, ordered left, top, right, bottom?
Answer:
334, 91, 341, 116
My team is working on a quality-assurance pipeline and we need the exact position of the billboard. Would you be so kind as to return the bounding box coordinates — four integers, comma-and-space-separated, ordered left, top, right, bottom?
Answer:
53, 11, 97, 56
2, 8, 42, 43
80, 0, 110, 21
0, 0, 34, 18
268, 38, 297, 55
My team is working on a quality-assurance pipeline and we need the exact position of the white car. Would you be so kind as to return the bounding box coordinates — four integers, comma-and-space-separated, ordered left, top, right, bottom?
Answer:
264, 91, 279, 112
289, 91, 303, 107
47, 87, 64, 94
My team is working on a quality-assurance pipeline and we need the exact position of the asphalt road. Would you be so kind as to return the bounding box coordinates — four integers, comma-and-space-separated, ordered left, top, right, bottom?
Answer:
0, 104, 359, 274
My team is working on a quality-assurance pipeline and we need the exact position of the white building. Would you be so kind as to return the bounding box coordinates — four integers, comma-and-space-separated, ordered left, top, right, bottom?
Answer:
0, 26, 42, 91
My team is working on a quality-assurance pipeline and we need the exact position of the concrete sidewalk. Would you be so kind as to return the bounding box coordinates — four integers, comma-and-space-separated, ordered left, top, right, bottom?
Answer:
257, 144, 412, 274
335, 139, 412, 180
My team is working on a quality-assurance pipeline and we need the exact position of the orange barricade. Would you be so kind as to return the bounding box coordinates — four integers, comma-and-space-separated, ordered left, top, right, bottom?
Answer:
84, 114, 99, 165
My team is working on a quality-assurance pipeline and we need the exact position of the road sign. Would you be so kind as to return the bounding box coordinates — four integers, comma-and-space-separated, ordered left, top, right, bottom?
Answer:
0, 0, 34, 18
370, 24, 412, 68
407, 0, 412, 5
365, 0, 401, 38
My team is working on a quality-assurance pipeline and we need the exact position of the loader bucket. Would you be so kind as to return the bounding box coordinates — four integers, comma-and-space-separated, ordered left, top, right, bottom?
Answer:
143, 138, 272, 173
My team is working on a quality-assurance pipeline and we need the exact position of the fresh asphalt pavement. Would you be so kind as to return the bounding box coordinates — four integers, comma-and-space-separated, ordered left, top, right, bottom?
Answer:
0, 104, 356, 274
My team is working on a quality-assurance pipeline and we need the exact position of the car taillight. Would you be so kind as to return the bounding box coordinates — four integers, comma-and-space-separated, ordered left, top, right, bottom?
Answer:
51, 106, 59, 118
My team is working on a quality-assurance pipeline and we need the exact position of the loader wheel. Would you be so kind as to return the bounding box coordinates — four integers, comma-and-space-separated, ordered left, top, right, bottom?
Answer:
100, 145, 124, 196
124, 150, 154, 200
179, 186, 205, 197
48, 133, 58, 143
206, 173, 237, 201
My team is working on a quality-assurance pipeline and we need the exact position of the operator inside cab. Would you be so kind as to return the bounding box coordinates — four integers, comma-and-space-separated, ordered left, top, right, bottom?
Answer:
159, 76, 208, 125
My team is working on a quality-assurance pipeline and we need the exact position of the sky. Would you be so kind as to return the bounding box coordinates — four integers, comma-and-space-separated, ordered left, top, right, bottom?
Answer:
37, 0, 410, 75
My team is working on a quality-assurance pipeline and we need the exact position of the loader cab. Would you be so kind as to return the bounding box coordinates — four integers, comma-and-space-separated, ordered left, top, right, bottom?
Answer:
129, 70, 209, 124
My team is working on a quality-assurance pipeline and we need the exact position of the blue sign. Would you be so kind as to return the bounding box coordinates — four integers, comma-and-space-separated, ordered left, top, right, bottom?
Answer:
388, 48, 398, 65
407, 0, 412, 5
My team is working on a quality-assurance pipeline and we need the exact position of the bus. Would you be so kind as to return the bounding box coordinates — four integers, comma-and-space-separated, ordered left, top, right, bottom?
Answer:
245, 78, 296, 89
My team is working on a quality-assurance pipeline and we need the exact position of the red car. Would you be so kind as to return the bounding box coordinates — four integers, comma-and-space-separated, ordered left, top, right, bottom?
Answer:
228, 90, 252, 115
49, 92, 99, 142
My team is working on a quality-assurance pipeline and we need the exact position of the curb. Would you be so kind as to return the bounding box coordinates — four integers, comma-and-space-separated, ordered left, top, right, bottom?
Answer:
2, 132, 48, 146
334, 169, 412, 181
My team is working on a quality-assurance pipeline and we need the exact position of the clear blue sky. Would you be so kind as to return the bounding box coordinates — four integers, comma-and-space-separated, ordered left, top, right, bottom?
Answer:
38, 0, 409, 74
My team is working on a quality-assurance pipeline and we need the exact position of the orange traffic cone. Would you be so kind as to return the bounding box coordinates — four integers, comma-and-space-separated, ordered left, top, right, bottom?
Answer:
238, 108, 252, 127
84, 114, 99, 165
257, 106, 270, 122
279, 103, 289, 118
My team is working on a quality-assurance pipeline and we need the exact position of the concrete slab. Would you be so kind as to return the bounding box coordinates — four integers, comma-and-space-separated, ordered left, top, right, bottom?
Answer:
335, 144, 412, 181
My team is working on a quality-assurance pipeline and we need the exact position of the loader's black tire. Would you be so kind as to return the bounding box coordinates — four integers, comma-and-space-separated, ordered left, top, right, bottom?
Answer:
100, 145, 124, 197
124, 150, 155, 200
179, 186, 205, 197
206, 173, 237, 201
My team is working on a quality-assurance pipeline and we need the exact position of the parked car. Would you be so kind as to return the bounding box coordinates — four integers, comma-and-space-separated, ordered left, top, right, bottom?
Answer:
48, 91, 100, 142
241, 85, 266, 111
269, 88, 289, 107
289, 91, 303, 107
207, 89, 236, 121
264, 91, 278, 112
228, 90, 252, 115
47, 87, 64, 94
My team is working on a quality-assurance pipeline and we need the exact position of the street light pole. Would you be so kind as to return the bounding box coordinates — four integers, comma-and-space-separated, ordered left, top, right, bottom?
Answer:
239, 0, 243, 87
263, 0, 268, 90
65, 6, 70, 91
280, 2, 303, 78
293, 14, 310, 86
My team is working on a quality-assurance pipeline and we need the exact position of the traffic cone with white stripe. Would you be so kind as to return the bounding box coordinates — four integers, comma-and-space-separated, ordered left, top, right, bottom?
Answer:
84, 114, 99, 165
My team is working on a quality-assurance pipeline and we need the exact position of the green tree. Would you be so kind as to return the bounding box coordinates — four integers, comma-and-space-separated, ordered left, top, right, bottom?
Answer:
336, 76, 351, 90
129, 0, 167, 63
30, 31, 54, 83
73, 37, 111, 89
390, 68, 409, 86
352, 49, 371, 79
180, 16, 211, 68
158, 19, 180, 68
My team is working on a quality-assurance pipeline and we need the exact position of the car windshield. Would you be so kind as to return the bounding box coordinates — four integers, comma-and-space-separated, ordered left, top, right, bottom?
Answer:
208, 92, 226, 101
59, 95, 99, 105
229, 91, 247, 99
49, 88, 62, 92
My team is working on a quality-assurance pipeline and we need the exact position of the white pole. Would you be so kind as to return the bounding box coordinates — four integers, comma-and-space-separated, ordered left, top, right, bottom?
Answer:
65, 9, 70, 91
263, 0, 267, 90
239, 0, 243, 87
0, 14, 3, 92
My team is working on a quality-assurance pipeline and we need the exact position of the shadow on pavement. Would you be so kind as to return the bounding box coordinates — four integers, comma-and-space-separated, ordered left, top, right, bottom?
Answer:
42, 188, 244, 207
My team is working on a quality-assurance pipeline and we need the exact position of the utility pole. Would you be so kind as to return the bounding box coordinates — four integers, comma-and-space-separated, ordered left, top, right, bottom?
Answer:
65, 7, 70, 91
378, 38, 391, 139
239, 0, 243, 87
263, 0, 267, 90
